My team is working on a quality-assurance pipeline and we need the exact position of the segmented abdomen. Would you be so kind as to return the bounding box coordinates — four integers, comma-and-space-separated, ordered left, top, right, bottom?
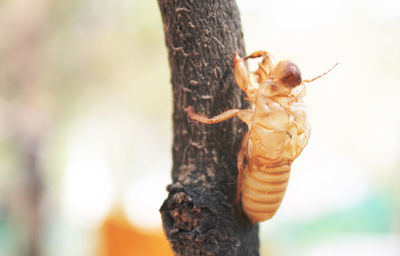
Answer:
241, 162, 291, 223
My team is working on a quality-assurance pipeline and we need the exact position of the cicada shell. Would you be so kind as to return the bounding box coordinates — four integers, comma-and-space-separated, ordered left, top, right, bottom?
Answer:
186, 51, 335, 223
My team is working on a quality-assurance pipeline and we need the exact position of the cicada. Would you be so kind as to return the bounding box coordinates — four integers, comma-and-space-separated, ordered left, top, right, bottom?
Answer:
186, 51, 336, 223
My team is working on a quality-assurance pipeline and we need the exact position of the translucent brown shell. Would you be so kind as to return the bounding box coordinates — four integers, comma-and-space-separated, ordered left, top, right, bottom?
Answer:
186, 51, 327, 223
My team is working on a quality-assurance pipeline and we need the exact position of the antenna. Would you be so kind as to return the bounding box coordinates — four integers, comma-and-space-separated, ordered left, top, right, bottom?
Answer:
302, 63, 338, 84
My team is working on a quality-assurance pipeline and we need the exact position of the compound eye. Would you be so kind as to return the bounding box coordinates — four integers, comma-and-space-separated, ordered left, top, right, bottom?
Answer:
272, 61, 302, 88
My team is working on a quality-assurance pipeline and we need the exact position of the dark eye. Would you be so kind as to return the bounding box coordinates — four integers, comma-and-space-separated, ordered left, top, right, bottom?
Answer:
272, 61, 302, 88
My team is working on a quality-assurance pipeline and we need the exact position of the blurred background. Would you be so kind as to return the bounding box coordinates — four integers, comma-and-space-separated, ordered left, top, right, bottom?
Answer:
0, 0, 399, 255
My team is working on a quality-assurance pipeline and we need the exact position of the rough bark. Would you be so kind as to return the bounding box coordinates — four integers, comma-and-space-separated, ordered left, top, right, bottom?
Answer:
158, 0, 259, 255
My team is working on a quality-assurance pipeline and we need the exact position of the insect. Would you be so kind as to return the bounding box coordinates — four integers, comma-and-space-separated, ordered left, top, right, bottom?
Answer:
185, 51, 336, 223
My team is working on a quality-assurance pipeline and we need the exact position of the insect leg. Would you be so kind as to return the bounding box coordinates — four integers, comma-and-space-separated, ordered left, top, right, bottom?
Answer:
235, 132, 249, 207
243, 50, 271, 60
233, 52, 250, 93
185, 106, 240, 124
244, 50, 275, 81
233, 53, 258, 102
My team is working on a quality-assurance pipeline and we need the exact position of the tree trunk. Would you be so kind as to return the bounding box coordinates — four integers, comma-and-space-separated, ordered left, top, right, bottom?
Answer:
157, 0, 259, 255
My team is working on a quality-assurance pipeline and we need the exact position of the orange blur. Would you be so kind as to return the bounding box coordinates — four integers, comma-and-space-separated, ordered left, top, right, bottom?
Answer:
99, 208, 173, 256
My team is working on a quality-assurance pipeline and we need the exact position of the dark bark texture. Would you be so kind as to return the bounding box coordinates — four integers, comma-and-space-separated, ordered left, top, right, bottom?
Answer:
158, 0, 259, 255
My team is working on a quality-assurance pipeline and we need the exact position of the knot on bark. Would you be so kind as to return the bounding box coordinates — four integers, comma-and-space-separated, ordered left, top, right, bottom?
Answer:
160, 188, 225, 255
169, 192, 200, 232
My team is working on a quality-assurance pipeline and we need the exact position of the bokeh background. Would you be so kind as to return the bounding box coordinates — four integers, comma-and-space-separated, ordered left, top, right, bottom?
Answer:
0, 0, 399, 255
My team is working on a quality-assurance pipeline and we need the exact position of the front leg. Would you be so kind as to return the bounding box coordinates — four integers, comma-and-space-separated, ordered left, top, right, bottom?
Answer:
233, 53, 257, 103
244, 50, 276, 81
233, 52, 250, 94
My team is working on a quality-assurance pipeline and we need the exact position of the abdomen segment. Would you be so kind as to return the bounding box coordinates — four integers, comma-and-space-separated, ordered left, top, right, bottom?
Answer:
240, 163, 291, 223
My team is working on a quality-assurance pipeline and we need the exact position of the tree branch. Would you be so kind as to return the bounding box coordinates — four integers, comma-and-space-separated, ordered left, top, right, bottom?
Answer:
158, 0, 259, 255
